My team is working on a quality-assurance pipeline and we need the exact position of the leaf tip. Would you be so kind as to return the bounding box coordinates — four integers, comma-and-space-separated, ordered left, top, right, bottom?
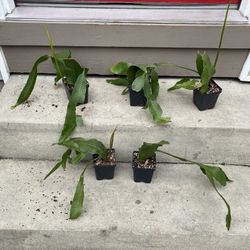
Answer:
11, 105, 17, 110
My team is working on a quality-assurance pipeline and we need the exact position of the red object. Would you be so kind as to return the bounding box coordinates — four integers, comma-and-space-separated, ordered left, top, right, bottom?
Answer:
74, 0, 239, 3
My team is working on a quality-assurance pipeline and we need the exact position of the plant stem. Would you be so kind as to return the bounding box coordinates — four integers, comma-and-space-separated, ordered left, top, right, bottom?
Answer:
157, 149, 198, 165
213, 0, 231, 68
44, 26, 64, 80
157, 62, 198, 74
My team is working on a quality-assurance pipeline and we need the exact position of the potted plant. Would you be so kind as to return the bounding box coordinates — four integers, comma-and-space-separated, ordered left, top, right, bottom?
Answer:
107, 62, 171, 125
11, 28, 89, 109
133, 140, 232, 230
11, 28, 88, 143
167, 1, 231, 111
44, 128, 117, 219
93, 128, 117, 180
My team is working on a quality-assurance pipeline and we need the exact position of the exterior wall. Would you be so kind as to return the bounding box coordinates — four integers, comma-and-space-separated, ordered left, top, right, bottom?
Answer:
0, 2, 250, 79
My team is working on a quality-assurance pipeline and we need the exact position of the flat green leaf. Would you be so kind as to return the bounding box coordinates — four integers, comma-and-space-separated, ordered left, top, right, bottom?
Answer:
70, 172, 84, 219
111, 62, 129, 75
55, 50, 71, 59
143, 78, 151, 101
60, 138, 107, 160
168, 78, 200, 92
196, 52, 203, 76
150, 69, 159, 100
107, 78, 129, 86
44, 149, 71, 180
108, 127, 117, 159
200, 52, 216, 93
198, 164, 232, 187
59, 102, 76, 143
71, 151, 87, 165
121, 87, 129, 95
147, 100, 171, 125
138, 140, 169, 161
59, 72, 87, 143
51, 50, 71, 83
11, 55, 49, 109
127, 66, 140, 84
157, 150, 232, 230
132, 73, 146, 92
198, 163, 232, 230
63, 59, 85, 85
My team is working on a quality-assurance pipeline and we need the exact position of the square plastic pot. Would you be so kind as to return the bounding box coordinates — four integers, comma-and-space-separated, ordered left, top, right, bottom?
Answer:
132, 151, 156, 183
129, 87, 147, 107
93, 149, 116, 180
193, 80, 222, 111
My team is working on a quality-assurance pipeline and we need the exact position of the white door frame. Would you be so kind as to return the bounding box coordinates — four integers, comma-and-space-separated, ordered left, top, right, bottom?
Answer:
239, 0, 250, 81
0, 0, 15, 82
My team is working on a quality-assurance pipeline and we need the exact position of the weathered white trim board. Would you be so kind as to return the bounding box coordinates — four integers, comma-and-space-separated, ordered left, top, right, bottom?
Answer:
6, 7, 247, 24
0, 0, 15, 19
0, 47, 10, 83
240, 0, 250, 22
239, 52, 250, 82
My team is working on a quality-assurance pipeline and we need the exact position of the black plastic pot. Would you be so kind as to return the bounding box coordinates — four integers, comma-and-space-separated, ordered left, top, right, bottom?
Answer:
132, 151, 156, 183
64, 83, 89, 106
129, 87, 147, 107
93, 149, 116, 180
193, 80, 222, 111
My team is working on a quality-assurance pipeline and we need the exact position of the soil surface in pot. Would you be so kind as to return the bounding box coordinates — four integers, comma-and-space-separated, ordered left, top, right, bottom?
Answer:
203, 82, 221, 94
93, 149, 116, 166
132, 151, 156, 169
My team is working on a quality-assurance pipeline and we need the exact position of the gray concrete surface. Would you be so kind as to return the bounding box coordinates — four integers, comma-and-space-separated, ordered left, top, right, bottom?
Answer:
0, 75, 250, 165
0, 159, 249, 250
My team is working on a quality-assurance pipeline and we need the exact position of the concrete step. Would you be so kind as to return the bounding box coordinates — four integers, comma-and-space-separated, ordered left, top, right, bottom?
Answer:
0, 75, 250, 165
0, 159, 249, 250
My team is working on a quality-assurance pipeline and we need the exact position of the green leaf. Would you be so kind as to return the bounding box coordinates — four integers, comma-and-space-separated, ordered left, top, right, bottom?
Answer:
51, 50, 72, 83
71, 151, 87, 165
198, 164, 232, 187
121, 87, 129, 95
138, 140, 169, 161
11, 55, 49, 109
168, 78, 200, 92
55, 50, 71, 59
60, 138, 107, 160
157, 149, 232, 230
150, 69, 159, 100
127, 66, 140, 84
200, 52, 216, 93
44, 149, 71, 180
45, 27, 64, 81
108, 127, 117, 159
132, 73, 146, 92
63, 59, 85, 85
198, 163, 232, 230
107, 78, 129, 86
59, 72, 87, 143
196, 52, 203, 76
143, 78, 151, 101
111, 62, 129, 75
70, 172, 84, 219
147, 100, 171, 125
59, 102, 76, 143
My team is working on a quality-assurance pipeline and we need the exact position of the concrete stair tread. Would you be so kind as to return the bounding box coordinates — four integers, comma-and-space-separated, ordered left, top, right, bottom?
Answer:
0, 75, 249, 130
0, 159, 249, 249
0, 75, 249, 165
